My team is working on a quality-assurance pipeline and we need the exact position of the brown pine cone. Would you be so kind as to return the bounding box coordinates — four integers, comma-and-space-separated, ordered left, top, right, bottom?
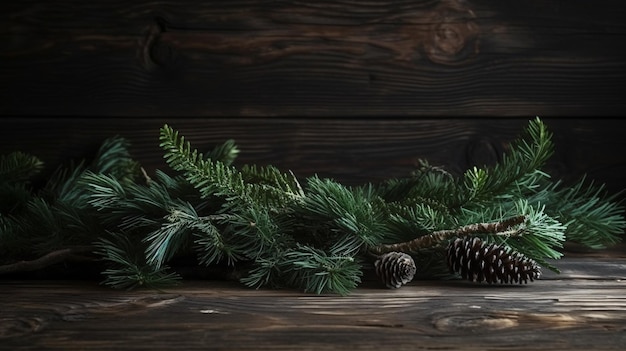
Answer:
374, 251, 417, 289
446, 237, 541, 284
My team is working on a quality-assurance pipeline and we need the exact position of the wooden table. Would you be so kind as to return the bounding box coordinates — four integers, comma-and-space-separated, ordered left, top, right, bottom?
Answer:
2, 254, 625, 351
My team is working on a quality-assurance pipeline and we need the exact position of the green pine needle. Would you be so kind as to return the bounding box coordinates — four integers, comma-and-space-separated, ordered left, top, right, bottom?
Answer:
0, 152, 44, 183
282, 245, 362, 296
95, 232, 180, 290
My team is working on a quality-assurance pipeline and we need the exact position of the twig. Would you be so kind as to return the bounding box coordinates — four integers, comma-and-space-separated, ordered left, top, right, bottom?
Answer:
140, 167, 152, 186
0, 246, 95, 275
371, 215, 527, 255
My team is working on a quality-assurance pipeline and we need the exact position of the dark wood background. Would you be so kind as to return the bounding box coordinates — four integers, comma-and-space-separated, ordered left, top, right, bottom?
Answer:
1, 0, 625, 200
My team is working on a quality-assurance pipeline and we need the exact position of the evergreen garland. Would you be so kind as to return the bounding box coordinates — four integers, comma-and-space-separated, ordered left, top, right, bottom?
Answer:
0, 118, 624, 295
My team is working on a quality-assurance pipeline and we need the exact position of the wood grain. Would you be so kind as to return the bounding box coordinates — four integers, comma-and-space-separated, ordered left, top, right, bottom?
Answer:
1, 257, 625, 350
1, 0, 625, 116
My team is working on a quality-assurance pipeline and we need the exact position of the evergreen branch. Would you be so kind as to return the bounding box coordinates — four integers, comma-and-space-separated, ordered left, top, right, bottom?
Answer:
83, 172, 129, 211
85, 171, 196, 232
241, 165, 302, 194
0, 182, 32, 214
300, 176, 385, 247
227, 205, 294, 260
160, 124, 304, 210
371, 215, 527, 255
159, 124, 246, 201
240, 252, 285, 289
95, 232, 181, 290
459, 117, 553, 206
0, 246, 94, 274
44, 136, 137, 207
0, 151, 44, 183
384, 171, 462, 208
93, 136, 139, 183
194, 222, 244, 266
383, 201, 451, 243
143, 205, 197, 268
43, 161, 90, 205
487, 201, 566, 272
282, 245, 362, 295
534, 178, 625, 248
206, 139, 240, 166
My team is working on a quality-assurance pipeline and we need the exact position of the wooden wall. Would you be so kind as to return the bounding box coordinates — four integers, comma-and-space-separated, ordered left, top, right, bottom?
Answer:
1, 1, 625, 197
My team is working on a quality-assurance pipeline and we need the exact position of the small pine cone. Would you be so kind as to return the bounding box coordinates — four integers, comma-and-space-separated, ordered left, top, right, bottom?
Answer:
446, 237, 541, 284
374, 252, 417, 289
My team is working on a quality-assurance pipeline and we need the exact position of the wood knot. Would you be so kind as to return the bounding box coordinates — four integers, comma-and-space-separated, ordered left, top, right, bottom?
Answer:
465, 138, 501, 168
138, 17, 177, 71
434, 313, 518, 333
0, 317, 46, 339
423, 0, 480, 65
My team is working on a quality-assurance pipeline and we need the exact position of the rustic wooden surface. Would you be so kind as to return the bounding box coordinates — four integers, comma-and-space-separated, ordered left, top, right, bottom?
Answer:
1, 250, 625, 351
1, 0, 625, 117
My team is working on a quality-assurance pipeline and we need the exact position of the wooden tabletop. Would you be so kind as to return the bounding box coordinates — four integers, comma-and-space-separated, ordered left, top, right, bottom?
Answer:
2, 249, 625, 351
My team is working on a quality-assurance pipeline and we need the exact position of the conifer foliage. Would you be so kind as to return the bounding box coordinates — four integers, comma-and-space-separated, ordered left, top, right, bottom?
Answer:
0, 118, 624, 294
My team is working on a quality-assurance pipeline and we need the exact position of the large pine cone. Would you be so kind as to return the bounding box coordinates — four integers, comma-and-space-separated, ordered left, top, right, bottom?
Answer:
374, 252, 417, 289
446, 237, 541, 284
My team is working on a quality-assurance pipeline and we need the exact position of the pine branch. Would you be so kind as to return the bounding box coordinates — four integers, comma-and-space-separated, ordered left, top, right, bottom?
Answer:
496, 200, 566, 270
0, 182, 32, 214
206, 138, 239, 166
0, 246, 94, 274
383, 200, 452, 243
93, 136, 139, 183
532, 177, 625, 249
300, 176, 385, 248
159, 125, 247, 200
281, 245, 362, 295
95, 232, 181, 290
458, 117, 553, 206
0, 151, 44, 183
240, 251, 285, 289
371, 215, 527, 255
159, 124, 303, 210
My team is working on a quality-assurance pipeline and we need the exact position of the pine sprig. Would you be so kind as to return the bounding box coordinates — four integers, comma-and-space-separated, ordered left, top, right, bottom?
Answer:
93, 136, 140, 183
300, 176, 386, 248
206, 138, 240, 166
281, 245, 362, 296
0, 136, 138, 268
240, 249, 289, 289
160, 126, 244, 200
143, 206, 196, 269
1, 118, 624, 295
459, 117, 553, 206
0, 152, 44, 215
0, 151, 44, 183
159, 125, 303, 210
531, 178, 625, 249
95, 232, 180, 290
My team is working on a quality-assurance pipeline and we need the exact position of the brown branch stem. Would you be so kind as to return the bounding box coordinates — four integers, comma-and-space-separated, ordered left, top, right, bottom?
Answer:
0, 246, 95, 275
370, 215, 527, 255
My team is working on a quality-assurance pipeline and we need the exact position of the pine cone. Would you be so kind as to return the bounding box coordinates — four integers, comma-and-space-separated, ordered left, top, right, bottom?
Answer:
374, 252, 417, 289
446, 237, 541, 284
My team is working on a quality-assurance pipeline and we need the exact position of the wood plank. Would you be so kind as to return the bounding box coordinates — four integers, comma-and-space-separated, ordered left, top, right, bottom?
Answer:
1, 0, 625, 116
1, 257, 625, 350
